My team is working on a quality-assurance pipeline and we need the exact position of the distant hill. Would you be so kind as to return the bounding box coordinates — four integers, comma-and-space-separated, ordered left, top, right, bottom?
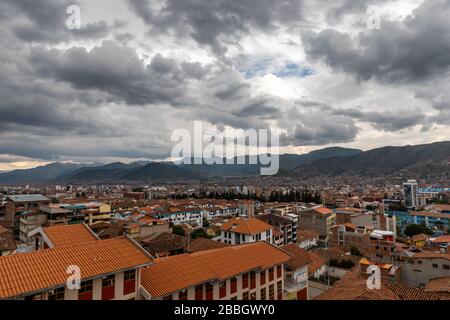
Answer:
292, 141, 450, 178
0, 163, 95, 184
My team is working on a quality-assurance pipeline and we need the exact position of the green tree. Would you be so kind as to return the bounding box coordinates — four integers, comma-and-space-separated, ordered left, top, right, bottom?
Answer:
404, 224, 433, 237
172, 225, 185, 236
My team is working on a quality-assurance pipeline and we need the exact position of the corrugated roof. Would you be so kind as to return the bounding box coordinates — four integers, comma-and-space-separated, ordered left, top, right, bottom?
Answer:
8, 195, 50, 203
141, 242, 291, 298
0, 237, 153, 299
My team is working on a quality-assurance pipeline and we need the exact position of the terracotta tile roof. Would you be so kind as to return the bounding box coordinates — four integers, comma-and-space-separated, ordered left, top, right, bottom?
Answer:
141, 242, 292, 298
424, 277, 450, 294
143, 232, 186, 257
221, 217, 272, 235
432, 235, 450, 243
42, 223, 98, 247
314, 207, 334, 215
383, 281, 450, 300
410, 252, 450, 261
315, 269, 401, 300
281, 244, 312, 269
307, 251, 326, 274
0, 226, 16, 252
187, 238, 230, 253
432, 204, 450, 212
297, 230, 320, 241
0, 237, 152, 299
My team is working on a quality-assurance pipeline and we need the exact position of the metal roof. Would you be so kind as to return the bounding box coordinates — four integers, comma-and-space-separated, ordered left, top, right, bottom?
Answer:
7, 195, 50, 203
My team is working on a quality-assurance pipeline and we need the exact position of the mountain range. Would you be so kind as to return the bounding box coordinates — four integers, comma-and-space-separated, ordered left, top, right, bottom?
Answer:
0, 141, 448, 184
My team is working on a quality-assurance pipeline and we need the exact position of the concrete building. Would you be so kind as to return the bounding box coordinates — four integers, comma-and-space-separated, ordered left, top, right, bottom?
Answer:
281, 244, 312, 300
257, 213, 297, 245
140, 242, 291, 300
5, 195, 51, 238
297, 206, 336, 240
0, 235, 153, 300
220, 217, 273, 245
393, 250, 450, 288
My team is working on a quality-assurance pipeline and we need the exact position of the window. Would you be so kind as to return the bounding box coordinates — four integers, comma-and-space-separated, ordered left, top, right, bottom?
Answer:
163, 295, 173, 300
178, 289, 188, 300
242, 273, 249, 288
48, 287, 65, 300
195, 284, 203, 300
277, 281, 283, 300
102, 274, 115, 287
250, 292, 257, 300
443, 265, 449, 270
269, 284, 274, 300
277, 265, 282, 278
242, 291, 249, 300
269, 267, 274, 281
79, 280, 93, 293
250, 271, 256, 289
260, 270, 266, 285
219, 281, 227, 299
124, 270, 136, 281
230, 296, 237, 300
25, 293, 43, 300
432, 264, 438, 268
230, 277, 237, 294
260, 288, 266, 300
417, 260, 423, 265
205, 282, 213, 300
266, 230, 270, 238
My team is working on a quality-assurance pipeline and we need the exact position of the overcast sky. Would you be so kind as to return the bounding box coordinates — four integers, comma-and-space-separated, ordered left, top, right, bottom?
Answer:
1, 0, 449, 170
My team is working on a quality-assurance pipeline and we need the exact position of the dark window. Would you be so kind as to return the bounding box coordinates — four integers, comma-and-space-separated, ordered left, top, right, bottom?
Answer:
250, 271, 256, 289
443, 265, 449, 270
219, 281, 227, 298
417, 260, 423, 264
230, 277, 237, 294
195, 284, 203, 300
124, 270, 136, 281
102, 275, 115, 287
269, 284, 274, 300
79, 280, 93, 293
242, 273, 249, 288
260, 288, 266, 300
277, 281, 283, 300
260, 270, 266, 285
432, 264, 438, 268
206, 282, 213, 300
277, 265, 282, 278
269, 268, 274, 281
242, 291, 249, 300
178, 289, 188, 300
48, 287, 65, 300
250, 292, 257, 300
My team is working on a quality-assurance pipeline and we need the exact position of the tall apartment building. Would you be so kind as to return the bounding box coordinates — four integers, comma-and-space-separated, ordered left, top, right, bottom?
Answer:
257, 213, 297, 245
403, 180, 419, 208
140, 242, 291, 300
220, 217, 273, 245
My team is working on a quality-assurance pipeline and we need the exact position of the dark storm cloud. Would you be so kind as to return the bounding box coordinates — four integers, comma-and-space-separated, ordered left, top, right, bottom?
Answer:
278, 107, 360, 146
2, 0, 115, 43
30, 41, 209, 106
303, 0, 450, 83
127, 0, 304, 54
337, 108, 425, 132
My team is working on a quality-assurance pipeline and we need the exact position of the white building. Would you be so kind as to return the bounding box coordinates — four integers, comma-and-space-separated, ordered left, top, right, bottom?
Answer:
220, 217, 273, 245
